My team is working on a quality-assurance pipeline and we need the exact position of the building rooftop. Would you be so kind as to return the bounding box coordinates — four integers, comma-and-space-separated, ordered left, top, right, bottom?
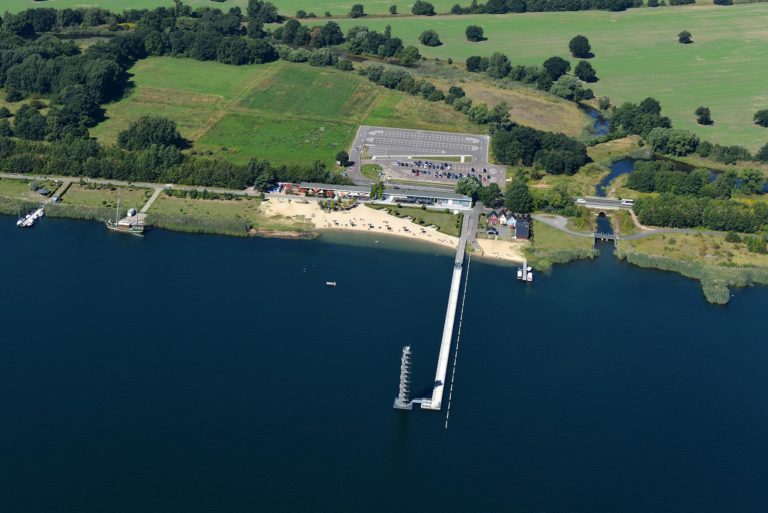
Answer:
384, 188, 471, 201
299, 182, 372, 193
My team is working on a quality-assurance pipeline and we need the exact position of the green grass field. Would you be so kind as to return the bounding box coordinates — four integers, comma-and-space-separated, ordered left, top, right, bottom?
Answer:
335, 4, 768, 151
61, 184, 153, 210
94, 57, 479, 166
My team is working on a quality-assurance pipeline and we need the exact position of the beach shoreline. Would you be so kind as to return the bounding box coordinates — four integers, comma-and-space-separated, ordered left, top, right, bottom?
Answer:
260, 198, 528, 264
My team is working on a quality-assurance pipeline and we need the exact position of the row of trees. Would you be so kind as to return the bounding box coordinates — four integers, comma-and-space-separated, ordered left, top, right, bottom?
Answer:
346, 25, 421, 65
0, 129, 348, 190
467, 52, 596, 100
449, 0, 642, 15
626, 161, 765, 198
634, 194, 768, 233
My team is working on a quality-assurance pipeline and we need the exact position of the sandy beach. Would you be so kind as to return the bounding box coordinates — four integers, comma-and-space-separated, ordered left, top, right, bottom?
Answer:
476, 238, 527, 264
262, 198, 458, 249
261, 198, 528, 263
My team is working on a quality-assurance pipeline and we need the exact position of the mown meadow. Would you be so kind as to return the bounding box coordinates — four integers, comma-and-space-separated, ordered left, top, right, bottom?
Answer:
92, 57, 478, 166
334, 4, 768, 151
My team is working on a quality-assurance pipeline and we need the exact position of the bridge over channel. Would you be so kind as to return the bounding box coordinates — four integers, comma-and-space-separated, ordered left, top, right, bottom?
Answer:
575, 197, 634, 211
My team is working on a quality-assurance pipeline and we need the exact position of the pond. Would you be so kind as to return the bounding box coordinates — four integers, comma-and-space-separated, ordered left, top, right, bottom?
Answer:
582, 105, 611, 136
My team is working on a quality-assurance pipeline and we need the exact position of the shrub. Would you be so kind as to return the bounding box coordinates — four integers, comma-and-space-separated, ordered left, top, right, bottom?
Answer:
695, 106, 712, 125
569, 35, 591, 58
412, 0, 436, 15
754, 109, 768, 128
419, 30, 441, 46
465, 25, 484, 42
678, 30, 693, 44
574, 60, 597, 82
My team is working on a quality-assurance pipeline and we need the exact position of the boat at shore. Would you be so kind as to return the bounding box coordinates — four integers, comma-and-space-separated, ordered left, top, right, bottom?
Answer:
16, 207, 44, 228
105, 197, 144, 236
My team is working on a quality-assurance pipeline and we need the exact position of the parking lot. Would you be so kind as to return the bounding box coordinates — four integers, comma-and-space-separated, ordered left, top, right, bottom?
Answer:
378, 159, 504, 186
348, 125, 503, 187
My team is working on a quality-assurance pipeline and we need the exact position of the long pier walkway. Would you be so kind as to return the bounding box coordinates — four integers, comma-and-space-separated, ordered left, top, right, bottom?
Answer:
418, 210, 473, 411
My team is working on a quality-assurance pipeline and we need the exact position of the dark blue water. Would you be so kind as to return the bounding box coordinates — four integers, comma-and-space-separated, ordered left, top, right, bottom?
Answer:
596, 158, 636, 197
2, 218, 768, 512
584, 106, 611, 136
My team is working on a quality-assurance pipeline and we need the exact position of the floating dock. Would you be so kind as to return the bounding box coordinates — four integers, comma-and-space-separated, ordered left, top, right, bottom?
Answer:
16, 207, 44, 228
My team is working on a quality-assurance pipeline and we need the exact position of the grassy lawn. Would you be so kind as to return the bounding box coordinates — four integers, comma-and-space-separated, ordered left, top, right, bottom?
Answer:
361, 164, 383, 180
619, 232, 768, 268
368, 204, 462, 236
196, 114, 356, 165
444, 79, 590, 137
613, 210, 639, 236
148, 193, 311, 233
335, 4, 768, 150
0, 178, 44, 202
61, 184, 153, 210
363, 90, 480, 133
587, 136, 649, 165
532, 220, 595, 251
531, 163, 608, 197
94, 58, 484, 167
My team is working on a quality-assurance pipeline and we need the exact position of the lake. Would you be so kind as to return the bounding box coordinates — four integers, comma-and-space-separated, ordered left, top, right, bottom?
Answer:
1, 218, 767, 512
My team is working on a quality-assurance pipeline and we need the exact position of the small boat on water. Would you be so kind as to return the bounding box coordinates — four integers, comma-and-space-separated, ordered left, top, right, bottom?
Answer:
105, 197, 144, 236
16, 207, 44, 228
517, 266, 533, 282
326, 281, 337, 287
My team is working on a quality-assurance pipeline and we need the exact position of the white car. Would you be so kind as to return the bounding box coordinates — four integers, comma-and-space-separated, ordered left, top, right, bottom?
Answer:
576, 198, 586, 204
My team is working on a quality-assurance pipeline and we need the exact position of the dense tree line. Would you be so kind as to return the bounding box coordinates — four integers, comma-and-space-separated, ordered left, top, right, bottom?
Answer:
634, 194, 768, 233
627, 161, 765, 198
0, 134, 348, 190
466, 52, 594, 100
450, 0, 642, 15
492, 125, 590, 175
346, 25, 421, 65
359, 65, 447, 101
610, 97, 671, 137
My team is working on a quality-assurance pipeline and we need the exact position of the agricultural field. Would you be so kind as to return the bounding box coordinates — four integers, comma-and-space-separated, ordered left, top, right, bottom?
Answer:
0, 0, 462, 16
93, 57, 479, 166
335, 4, 768, 150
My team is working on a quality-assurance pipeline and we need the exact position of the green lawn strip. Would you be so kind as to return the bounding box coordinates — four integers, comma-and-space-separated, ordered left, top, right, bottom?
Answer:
367, 203, 462, 236
361, 164, 383, 180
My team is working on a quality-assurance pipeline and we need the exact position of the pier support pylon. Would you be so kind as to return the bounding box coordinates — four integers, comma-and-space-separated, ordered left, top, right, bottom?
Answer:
393, 345, 413, 410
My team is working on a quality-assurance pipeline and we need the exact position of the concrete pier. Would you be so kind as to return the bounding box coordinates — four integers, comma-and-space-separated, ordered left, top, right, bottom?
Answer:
419, 212, 472, 411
